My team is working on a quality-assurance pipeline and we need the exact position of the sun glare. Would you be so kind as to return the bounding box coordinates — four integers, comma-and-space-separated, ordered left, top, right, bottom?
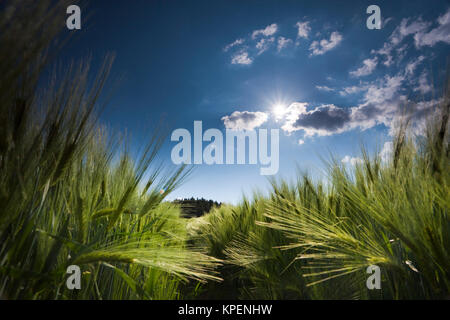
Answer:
272, 103, 287, 119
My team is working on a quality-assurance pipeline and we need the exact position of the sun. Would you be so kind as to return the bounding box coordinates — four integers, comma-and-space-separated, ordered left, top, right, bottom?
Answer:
272, 103, 287, 120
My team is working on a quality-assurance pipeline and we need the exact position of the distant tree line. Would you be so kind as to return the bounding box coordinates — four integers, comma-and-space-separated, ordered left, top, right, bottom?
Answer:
172, 197, 221, 218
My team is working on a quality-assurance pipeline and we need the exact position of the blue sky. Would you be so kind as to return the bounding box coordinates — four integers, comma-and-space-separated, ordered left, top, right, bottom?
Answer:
62, 0, 450, 203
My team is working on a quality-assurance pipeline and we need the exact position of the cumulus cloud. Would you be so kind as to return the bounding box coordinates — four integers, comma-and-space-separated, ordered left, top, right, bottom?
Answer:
359, 76, 436, 134
222, 111, 269, 131
224, 38, 245, 52
295, 21, 311, 39
405, 55, 425, 76
414, 9, 450, 47
279, 102, 307, 131
225, 23, 280, 64
391, 18, 431, 46
256, 37, 275, 54
231, 50, 253, 65
339, 85, 367, 96
372, 18, 430, 66
371, 11, 450, 67
277, 36, 293, 52
363, 74, 405, 106
347, 74, 408, 131
395, 44, 409, 63
350, 57, 378, 77
280, 68, 438, 138
374, 44, 394, 67
281, 103, 351, 136
252, 23, 278, 39
342, 155, 363, 165
414, 71, 432, 94
316, 85, 335, 92
309, 31, 343, 56
380, 141, 393, 162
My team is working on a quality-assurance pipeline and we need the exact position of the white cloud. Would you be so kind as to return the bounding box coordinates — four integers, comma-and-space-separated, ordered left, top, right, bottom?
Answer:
346, 75, 407, 131
372, 17, 430, 66
405, 55, 425, 76
224, 38, 245, 52
316, 85, 335, 92
298, 139, 305, 145
342, 155, 363, 165
252, 23, 278, 39
281, 103, 351, 136
371, 38, 395, 66
414, 71, 432, 94
363, 74, 405, 105
309, 31, 343, 56
256, 37, 275, 55
396, 44, 409, 62
371, 11, 450, 67
280, 102, 307, 132
414, 9, 450, 47
339, 85, 367, 96
376, 48, 394, 67
222, 111, 269, 131
279, 65, 439, 138
350, 73, 441, 136
380, 141, 393, 162
295, 21, 311, 39
231, 51, 253, 65
350, 57, 378, 77
277, 36, 293, 52
391, 18, 431, 45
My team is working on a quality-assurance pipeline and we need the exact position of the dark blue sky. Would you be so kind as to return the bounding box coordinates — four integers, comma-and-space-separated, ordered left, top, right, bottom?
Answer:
60, 0, 450, 203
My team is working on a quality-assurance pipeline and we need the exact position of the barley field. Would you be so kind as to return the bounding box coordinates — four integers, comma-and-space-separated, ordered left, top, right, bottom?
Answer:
0, 0, 448, 300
